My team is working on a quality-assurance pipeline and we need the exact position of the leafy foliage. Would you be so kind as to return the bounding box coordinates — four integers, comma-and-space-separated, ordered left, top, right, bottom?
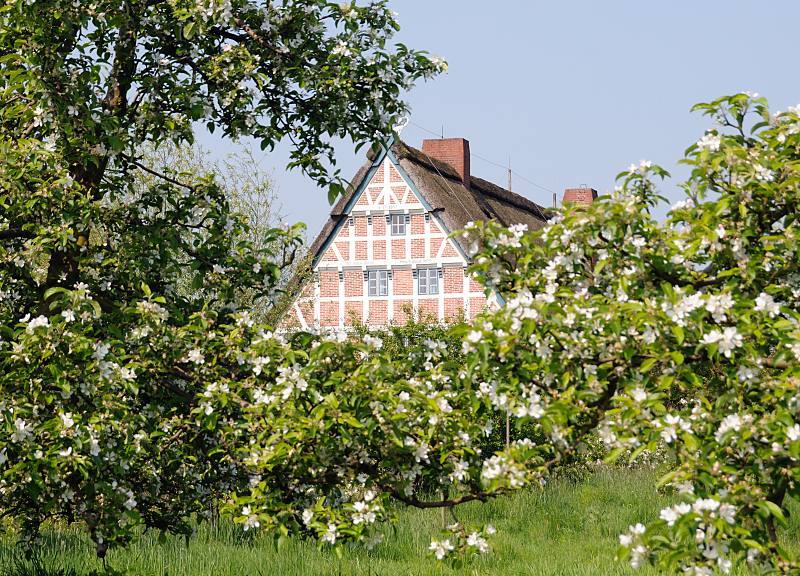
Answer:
0, 0, 442, 558
466, 93, 800, 573
2, 6, 799, 569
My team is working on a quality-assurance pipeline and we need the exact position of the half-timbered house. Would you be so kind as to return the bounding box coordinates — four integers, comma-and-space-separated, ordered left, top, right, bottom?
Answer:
280, 137, 595, 330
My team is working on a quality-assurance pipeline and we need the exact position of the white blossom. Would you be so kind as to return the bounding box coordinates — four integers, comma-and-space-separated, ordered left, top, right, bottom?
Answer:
12, 419, 31, 443
701, 327, 742, 357
26, 315, 49, 333
715, 414, 742, 442
754, 292, 781, 317
429, 538, 454, 560
697, 132, 721, 152
302, 508, 314, 526
187, 348, 205, 364
466, 531, 490, 553
322, 523, 339, 544
363, 334, 383, 349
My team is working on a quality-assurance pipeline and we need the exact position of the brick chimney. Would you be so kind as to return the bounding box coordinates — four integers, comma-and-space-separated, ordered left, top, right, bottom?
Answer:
422, 138, 470, 186
563, 187, 597, 205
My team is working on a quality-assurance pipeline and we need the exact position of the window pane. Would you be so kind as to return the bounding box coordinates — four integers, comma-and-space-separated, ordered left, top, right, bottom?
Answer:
368, 271, 377, 296
429, 271, 439, 295
391, 214, 405, 236
419, 272, 427, 295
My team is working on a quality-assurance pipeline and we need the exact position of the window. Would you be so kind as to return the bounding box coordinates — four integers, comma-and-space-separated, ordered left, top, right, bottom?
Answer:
390, 213, 407, 236
418, 268, 439, 295
367, 270, 389, 297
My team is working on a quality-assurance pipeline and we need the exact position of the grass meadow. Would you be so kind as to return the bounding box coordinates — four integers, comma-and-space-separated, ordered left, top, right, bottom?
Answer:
2, 468, 798, 576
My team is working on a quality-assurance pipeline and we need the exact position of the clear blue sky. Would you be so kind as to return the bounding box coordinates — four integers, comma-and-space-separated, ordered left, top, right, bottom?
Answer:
199, 1, 800, 241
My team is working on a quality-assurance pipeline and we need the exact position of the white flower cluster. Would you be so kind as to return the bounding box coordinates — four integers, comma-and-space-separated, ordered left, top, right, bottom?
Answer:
351, 490, 377, 525
700, 327, 742, 358
480, 455, 526, 488
619, 523, 648, 569
275, 364, 309, 400
754, 292, 781, 317
696, 132, 721, 152
714, 413, 751, 443
428, 538, 454, 560
659, 413, 691, 444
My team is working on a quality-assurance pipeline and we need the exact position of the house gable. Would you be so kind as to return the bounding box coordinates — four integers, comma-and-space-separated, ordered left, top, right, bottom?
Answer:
315, 151, 466, 271
281, 144, 493, 330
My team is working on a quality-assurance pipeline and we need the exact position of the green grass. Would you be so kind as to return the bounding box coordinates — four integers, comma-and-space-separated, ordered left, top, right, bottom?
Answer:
0, 468, 793, 576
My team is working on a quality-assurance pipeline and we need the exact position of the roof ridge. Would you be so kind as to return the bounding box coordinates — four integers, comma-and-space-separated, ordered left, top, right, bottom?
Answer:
395, 140, 552, 221
469, 175, 553, 221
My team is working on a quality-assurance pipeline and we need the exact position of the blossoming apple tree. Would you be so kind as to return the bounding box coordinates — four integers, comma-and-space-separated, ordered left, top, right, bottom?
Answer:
187, 92, 800, 572
0, 0, 443, 556
466, 93, 800, 573
1, 3, 799, 569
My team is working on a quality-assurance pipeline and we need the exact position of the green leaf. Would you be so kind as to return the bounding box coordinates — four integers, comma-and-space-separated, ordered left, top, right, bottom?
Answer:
758, 500, 788, 528
639, 358, 657, 373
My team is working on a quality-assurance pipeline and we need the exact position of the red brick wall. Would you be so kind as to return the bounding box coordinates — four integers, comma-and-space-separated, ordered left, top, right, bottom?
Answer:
355, 240, 367, 260
411, 238, 425, 259
421, 138, 470, 184
373, 239, 386, 260
443, 268, 463, 294
373, 163, 384, 183
355, 216, 367, 236
393, 268, 412, 295
563, 187, 597, 205
320, 301, 338, 326
411, 214, 424, 234
429, 237, 443, 257
470, 296, 486, 319
319, 271, 339, 298
369, 300, 388, 324
373, 217, 386, 236
390, 164, 403, 183
279, 310, 301, 329
392, 239, 406, 259
298, 301, 314, 327
344, 270, 363, 297
368, 187, 381, 205
418, 299, 438, 322
394, 300, 411, 323
390, 186, 405, 203
445, 299, 463, 321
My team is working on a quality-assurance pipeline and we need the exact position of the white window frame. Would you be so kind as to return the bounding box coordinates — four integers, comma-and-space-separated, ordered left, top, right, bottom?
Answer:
390, 213, 407, 236
418, 268, 439, 295
367, 270, 389, 297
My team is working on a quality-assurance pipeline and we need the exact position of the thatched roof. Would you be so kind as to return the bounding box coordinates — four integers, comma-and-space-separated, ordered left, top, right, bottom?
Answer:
308, 140, 552, 261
